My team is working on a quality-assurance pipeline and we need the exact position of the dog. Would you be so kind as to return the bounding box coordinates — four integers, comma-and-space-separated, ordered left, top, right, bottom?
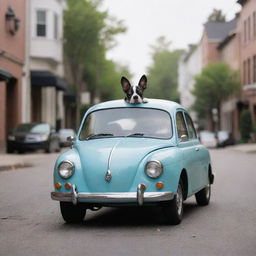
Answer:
121, 75, 148, 104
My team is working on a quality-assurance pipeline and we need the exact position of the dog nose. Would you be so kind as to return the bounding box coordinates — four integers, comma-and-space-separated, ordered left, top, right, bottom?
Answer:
133, 95, 138, 100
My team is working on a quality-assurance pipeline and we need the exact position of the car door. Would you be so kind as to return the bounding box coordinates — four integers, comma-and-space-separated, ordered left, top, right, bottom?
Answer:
183, 112, 205, 190
175, 111, 198, 194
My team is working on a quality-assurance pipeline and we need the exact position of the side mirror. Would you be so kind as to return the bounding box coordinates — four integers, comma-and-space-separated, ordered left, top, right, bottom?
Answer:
67, 136, 75, 148
180, 134, 188, 143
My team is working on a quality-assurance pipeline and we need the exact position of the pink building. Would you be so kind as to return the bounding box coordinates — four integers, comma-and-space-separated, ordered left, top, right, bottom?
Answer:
238, 0, 256, 123
0, 1, 26, 151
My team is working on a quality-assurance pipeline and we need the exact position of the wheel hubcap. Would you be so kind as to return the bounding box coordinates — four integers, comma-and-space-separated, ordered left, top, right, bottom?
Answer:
176, 184, 183, 215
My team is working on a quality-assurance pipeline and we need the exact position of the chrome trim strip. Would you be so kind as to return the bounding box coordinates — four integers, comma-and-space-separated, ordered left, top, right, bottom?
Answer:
51, 191, 174, 204
71, 184, 78, 205
137, 184, 145, 206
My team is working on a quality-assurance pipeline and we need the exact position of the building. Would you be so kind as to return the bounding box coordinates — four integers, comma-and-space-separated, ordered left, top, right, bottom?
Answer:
217, 16, 241, 139
178, 17, 241, 135
237, 0, 256, 124
0, 1, 27, 151
29, 0, 67, 130
201, 18, 238, 67
178, 44, 202, 124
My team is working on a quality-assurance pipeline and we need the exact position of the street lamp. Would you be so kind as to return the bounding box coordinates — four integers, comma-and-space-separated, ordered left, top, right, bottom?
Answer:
5, 6, 20, 35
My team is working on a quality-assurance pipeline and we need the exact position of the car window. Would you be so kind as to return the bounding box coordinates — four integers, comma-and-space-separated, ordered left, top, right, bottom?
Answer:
79, 108, 173, 140
184, 113, 197, 139
15, 123, 50, 133
176, 112, 188, 139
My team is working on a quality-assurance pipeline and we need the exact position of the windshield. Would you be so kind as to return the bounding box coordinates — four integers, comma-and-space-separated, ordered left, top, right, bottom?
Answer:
79, 108, 172, 140
15, 123, 50, 134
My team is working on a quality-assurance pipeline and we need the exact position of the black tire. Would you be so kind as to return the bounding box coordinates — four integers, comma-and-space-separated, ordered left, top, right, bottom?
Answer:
163, 180, 184, 225
60, 202, 86, 223
195, 182, 211, 206
7, 147, 14, 154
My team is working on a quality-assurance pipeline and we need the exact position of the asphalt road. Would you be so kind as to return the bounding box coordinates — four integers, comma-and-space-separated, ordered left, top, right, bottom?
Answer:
0, 148, 256, 256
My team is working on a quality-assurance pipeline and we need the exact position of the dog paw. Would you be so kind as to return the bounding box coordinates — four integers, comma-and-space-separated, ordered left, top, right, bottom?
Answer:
143, 98, 148, 103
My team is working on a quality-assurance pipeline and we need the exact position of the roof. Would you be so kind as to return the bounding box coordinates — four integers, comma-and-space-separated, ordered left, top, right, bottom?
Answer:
205, 18, 238, 41
87, 99, 184, 114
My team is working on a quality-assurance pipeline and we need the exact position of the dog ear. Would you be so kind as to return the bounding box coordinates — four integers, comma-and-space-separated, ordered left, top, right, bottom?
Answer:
121, 77, 131, 92
138, 75, 147, 90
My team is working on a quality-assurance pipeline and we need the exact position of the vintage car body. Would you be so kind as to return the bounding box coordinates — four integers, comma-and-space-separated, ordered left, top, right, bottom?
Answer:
51, 99, 214, 224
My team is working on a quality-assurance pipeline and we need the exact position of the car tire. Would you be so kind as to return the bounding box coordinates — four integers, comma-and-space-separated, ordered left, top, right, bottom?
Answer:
7, 147, 14, 154
163, 180, 184, 225
195, 181, 211, 206
60, 202, 86, 223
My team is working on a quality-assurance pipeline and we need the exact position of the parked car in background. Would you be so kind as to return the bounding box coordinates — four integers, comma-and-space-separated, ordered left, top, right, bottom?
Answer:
216, 130, 235, 147
58, 129, 76, 147
7, 123, 60, 153
199, 131, 217, 148
51, 99, 214, 225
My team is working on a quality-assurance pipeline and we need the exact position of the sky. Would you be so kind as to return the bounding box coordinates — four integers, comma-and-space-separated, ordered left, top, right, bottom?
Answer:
102, 0, 241, 83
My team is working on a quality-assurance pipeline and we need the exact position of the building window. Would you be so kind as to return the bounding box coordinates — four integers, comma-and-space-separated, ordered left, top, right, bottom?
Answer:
36, 10, 46, 37
54, 13, 58, 39
248, 58, 251, 84
248, 16, 251, 41
253, 55, 256, 83
253, 12, 256, 39
244, 20, 247, 42
243, 60, 247, 85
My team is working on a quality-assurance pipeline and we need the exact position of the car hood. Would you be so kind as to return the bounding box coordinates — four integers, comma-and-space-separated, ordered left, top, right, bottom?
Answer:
76, 138, 173, 192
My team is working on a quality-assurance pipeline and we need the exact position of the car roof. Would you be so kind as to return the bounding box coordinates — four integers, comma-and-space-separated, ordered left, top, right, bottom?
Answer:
87, 99, 184, 114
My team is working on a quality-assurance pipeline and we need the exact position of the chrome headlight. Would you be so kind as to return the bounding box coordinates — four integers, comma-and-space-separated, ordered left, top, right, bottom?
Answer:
58, 160, 75, 179
145, 160, 163, 179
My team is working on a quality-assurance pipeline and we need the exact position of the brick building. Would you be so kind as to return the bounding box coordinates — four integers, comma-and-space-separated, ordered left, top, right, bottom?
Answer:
0, 1, 26, 151
238, 0, 256, 124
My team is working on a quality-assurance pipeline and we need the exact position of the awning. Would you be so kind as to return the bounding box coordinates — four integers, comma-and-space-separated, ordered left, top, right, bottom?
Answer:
0, 68, 12, 82
31, 71, 67, 91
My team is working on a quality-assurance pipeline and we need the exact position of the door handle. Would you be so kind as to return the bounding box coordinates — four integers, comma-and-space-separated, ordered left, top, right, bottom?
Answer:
195, 147, 199, 151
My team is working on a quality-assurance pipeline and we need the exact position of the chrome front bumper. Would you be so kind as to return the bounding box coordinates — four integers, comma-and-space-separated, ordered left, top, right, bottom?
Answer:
51, 184, 174, 206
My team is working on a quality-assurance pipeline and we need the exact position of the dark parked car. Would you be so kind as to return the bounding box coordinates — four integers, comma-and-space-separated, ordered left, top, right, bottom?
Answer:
7, 123, 60, 153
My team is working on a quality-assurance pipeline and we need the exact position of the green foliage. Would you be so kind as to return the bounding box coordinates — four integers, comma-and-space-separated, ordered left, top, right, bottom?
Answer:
192, 62, 240, 119
64, 0, 128, 101
207, 9, 226, 22
147, 37, 183, 102
240, 109, 252, 143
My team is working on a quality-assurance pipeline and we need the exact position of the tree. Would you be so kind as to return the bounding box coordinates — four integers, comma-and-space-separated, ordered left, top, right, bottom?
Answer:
207, 9, 226, 22
147, 36, 183, 102
192, 62, 240, 130
64, 0, 126, 128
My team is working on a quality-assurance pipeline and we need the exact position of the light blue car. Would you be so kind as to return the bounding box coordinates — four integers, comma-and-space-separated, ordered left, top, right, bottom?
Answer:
51, 99, 214, 225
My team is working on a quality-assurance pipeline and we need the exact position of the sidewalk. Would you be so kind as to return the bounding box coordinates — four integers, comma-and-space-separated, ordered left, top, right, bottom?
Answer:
0, 152, 52, 171
227, 143, 256, 153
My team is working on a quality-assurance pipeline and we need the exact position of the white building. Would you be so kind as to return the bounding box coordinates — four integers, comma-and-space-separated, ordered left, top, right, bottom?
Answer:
22, 0, 67, 129
178, 44, 202, 123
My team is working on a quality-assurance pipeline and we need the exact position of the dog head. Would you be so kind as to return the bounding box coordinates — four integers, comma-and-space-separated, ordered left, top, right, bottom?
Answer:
121, 75, 147, 104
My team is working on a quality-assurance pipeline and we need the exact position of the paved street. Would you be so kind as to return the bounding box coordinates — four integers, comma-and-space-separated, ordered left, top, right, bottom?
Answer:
0, 148, 256, 256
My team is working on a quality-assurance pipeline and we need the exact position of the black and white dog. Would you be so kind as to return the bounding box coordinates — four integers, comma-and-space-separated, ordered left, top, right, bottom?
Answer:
121, 75, 148, 104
